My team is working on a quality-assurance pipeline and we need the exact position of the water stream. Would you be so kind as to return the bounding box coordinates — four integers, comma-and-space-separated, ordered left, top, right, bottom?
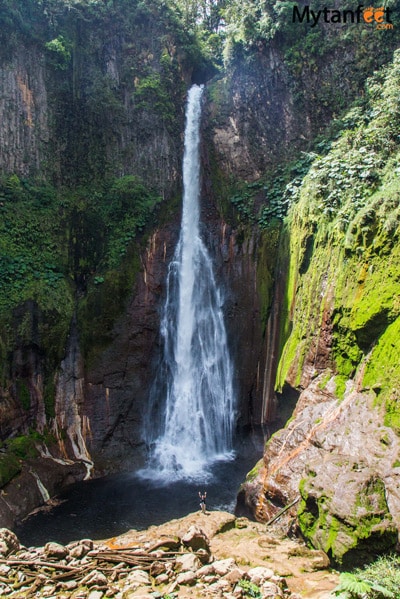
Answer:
141, 84, 236, 481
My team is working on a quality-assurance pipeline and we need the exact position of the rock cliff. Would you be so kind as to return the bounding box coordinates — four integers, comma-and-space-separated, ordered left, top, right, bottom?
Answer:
238, 50, 400, 564
0, 0, 276, 526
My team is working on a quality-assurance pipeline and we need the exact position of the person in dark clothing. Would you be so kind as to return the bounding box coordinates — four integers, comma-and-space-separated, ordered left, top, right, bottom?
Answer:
199, 491, 207, 514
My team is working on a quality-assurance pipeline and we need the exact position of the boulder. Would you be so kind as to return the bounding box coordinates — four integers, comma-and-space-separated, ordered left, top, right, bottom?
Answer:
261, 581, 284, 598
241, 378, 400, 565
68, 538, 94, 559
150, 561, 167, 577
175, 553, 202, 572
81, 570, 108, 587
196, 564, 214, 578
247, 566, 274, 585
0, 529, 20, 556
175, 570, 198, 586
44, 542, 69, 559
126, 570, 151, 586
222, 567, 246, 586
213, 557, 237, 576
182, 525, 210, 552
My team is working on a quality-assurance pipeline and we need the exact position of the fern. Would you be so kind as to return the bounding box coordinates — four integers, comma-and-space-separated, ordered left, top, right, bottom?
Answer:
332, 572, 394, 599
333, 572, 372, 597
365, 580, 394, 598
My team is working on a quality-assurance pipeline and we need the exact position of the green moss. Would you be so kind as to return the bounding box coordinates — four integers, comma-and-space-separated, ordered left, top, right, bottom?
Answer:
5, 435, 39, 460
334, 375, 348, 402
276, 51, 400, 397
298, 474, 396, 564
363, 317, 400, 434
78, 246, 141, 366
318, 372, 332, 390
43, 377, 56, 419
0, 454, 21, 487
245, 459, 263, 483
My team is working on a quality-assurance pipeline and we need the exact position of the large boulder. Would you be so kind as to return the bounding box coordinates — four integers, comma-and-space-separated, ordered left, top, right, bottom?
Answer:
239, 376, 400, 565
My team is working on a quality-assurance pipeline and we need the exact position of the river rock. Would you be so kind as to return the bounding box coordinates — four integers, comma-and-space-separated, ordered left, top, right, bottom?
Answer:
68, 538, 94, 558
247, 566, 274, 584
150, 560, 167, 576
175, 570, 198, 585
44, 541, 69, 559
223, 567, 246, 586
0, 564, 10, 574
209, 578, 232, 593
61, 580, 78, 590
175, 552, 202, 572
155, 573, 169, 584
261, 581, 284, 597
81, 569, 108, 587
0, 529, 20, 556
213, 557, 237, 576
126, 569, 151, 586
197, 563, 215, 577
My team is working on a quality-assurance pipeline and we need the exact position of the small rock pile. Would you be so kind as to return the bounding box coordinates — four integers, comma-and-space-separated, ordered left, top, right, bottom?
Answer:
0, 526, 304, 599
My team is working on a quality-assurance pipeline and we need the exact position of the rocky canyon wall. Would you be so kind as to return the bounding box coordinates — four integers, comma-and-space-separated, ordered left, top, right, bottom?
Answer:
0, 1, 276, 528
238, 50, 400, 565
0, 0, 193, 526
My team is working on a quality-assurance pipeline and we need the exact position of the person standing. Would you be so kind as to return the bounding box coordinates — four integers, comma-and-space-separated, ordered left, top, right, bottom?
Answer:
199, 491, 207, 514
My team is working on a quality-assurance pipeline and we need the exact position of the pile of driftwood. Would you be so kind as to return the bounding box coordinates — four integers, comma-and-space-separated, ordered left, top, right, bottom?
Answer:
0, 526, 293, 599
0, 529, 205, 597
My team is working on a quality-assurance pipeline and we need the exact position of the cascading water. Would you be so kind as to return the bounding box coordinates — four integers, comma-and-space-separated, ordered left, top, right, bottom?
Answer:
142, 84, 236, 481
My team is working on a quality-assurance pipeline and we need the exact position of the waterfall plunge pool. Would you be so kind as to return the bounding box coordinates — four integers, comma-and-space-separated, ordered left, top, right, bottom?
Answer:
15, 430, 266, 547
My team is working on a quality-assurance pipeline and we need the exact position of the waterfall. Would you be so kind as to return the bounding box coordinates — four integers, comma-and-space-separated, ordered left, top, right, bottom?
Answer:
142, 84, 236, 481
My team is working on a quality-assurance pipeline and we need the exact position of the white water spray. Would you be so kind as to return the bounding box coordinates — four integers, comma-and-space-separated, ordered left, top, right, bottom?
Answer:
142, 84, 236, 481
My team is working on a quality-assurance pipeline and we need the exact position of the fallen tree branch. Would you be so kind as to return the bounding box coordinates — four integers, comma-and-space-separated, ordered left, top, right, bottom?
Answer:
266, 497, 301, 526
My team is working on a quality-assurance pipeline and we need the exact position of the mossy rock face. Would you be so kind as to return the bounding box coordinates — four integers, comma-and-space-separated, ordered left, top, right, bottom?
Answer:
276, 52, 400, 436
298, 473, 397, 567
363, 316, 400, 433
0, 453, 21, 487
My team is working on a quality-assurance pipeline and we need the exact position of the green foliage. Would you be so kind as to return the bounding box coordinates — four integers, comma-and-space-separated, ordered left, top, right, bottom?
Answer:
227, 151, 314, 230
356, 554, 400, 597
0, 172, 160, 394
238, 578, 262, 598
134, 74, 176, 124
102, 176, 161, 267
0, 430, 57, 488
333, 570, 395, 599
45, 35, 71, 69
0, 176, 74, 367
